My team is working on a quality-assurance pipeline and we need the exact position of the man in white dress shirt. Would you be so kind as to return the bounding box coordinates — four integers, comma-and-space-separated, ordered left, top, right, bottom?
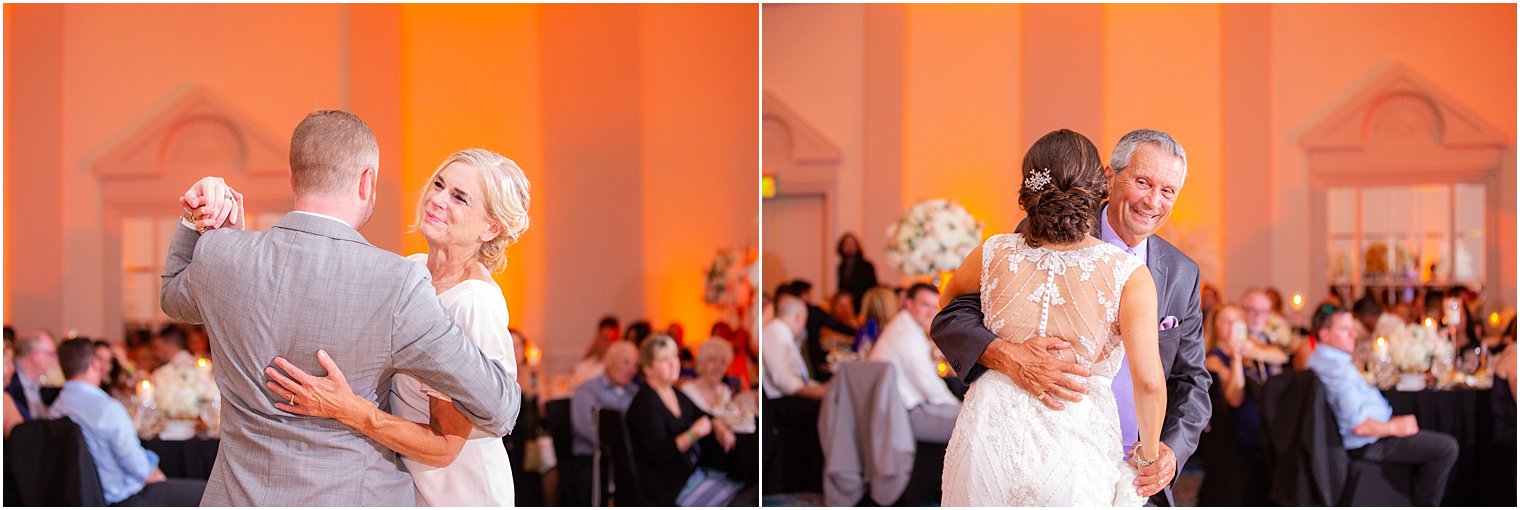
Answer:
869, 283, 960, 442
763, 295, 827, 400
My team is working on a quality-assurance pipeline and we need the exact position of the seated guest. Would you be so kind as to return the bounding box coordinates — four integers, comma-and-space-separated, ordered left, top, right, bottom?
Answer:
867, 283, 960, 442
785, 280, 856, 382
710, 322, 754, 390
1353, 294, 1407, 352
628, 335, 738, 505
1200, 282, 1222, 319
1307, 306, 1458, 506
762, 295, 827, 492
150, 324, 194, 377
1241, 288, 1292, 373
1200, 303, 1270, 504
762, 295, 826, 400
682, 337, 734, 412
6, 329, 61, 421
93, 340, 132, 399
625, 321, 654, 346
827, 291, 859, 330
855, 286, 898, 354
568, 316, 620, 393
565, 340, 639, 506
1204, 304, 1263, 444
4, 338, 22, 438
48, 338, 206, 506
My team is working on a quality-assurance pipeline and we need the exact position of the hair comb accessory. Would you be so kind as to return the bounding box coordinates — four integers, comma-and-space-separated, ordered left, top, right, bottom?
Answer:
1024, 168, 1052, 192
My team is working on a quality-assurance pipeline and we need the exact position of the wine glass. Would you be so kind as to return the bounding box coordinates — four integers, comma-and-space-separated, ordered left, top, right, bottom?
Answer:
1430, 351, 1454, 389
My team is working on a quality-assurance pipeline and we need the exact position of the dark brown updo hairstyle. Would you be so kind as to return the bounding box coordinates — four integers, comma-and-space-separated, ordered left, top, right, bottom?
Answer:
1018, 129, 1107, 247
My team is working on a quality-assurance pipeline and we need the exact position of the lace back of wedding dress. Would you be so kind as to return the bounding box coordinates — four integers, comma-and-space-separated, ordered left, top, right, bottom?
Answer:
979, 233, 1144, 378
942, 233, 1148, 506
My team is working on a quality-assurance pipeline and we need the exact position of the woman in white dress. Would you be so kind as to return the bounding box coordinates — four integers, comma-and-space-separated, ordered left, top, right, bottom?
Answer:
268, 148, 531, 506
938, 129, 1168, 506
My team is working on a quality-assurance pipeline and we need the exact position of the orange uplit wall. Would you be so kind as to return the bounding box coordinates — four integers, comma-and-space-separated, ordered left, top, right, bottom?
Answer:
397, 4, 546, 356
4, 4, 758, 378
763, 3, 1516, 304
902, 4, 1024, 237
640, 4, 760, 342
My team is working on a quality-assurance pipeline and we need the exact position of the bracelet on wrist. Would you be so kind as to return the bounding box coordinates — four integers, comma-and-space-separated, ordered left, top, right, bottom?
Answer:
1129, 442, 1157, 467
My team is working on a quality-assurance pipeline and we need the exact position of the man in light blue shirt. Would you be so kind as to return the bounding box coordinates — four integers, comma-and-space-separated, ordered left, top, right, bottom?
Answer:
47, 338, 204, 506
1306, 306, 1457, 506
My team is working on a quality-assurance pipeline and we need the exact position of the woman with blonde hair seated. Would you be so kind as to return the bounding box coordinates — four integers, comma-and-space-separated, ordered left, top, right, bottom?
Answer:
626, 335, 741, 505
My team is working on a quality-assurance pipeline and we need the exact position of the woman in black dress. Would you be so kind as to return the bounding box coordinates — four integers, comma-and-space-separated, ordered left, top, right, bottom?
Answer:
626, 334, 737, 505
836, 233, 878, 310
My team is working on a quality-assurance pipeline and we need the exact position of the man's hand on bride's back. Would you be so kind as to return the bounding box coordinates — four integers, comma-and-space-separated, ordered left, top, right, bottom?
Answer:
982, 336, 1091, 410
179, 176, 245, 232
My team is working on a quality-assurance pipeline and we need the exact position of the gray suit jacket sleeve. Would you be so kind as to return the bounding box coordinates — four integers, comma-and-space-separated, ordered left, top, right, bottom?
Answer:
160, 223, 205, 324
390, 263, 521, 436
1156, 266, 1210, 506
929, 293, 998, 385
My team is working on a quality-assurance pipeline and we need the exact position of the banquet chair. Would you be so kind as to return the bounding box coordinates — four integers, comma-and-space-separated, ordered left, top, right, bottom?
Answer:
594, 408, 645, 507
1260, 371, 1413, 506
542, 398, 580, 505
1196, 371, 1270, 506
817, 361, 916, 506
3, 417, 107, 506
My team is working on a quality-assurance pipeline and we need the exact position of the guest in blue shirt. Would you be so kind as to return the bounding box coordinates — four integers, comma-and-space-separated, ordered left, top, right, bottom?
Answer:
562, 340, 641, 506
1306, 306, 1457, 506
47, 338, 205, 506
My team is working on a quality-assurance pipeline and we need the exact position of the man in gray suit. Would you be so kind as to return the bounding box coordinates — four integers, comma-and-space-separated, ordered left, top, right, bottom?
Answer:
160, 110, 519, 506
931, 129, 1210, 506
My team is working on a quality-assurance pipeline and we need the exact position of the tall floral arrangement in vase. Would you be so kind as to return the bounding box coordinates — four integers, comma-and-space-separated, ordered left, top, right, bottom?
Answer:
884, 199, 984, 279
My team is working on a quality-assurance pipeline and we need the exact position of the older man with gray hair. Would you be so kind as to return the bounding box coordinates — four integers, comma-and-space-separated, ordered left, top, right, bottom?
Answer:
932, 128, 1212, 505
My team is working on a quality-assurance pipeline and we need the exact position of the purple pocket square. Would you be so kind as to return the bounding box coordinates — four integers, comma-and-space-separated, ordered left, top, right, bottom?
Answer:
1159, 316, 1179, 331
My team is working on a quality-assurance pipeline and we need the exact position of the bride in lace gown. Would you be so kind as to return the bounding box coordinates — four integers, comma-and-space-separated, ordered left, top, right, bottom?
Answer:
939, 129, 1168, 506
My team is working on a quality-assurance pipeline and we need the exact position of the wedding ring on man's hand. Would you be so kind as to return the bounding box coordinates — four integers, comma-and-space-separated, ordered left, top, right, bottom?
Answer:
1037, 391, 1050, 401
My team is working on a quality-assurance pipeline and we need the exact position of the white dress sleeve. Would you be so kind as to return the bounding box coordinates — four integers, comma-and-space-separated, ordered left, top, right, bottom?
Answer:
423, 280, 519, 440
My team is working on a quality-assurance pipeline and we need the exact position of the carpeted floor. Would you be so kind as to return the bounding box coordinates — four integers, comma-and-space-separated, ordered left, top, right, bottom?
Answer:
761, 466, 1205, 507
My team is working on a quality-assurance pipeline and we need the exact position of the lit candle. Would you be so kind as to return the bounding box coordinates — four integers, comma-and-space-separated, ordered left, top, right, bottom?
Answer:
1291, 294, 1305, 311
525, 345, 542, 367
1491, 312, 1502, 327
1374, 337, 1389, 359
138, 380, 155, 403
196, 357, 211, 373
937, 361, 950, 378
1423, 317, 1435, 330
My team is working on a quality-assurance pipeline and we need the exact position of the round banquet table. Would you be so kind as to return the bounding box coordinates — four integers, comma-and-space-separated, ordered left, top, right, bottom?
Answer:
142, 437, 220, 480
1383, 388, 1515, 506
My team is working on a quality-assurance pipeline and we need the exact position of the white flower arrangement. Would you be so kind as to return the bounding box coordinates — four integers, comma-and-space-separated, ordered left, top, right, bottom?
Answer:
151, 359, 219, 420
1386, 322, 1444, 374
884, 199, 984, 277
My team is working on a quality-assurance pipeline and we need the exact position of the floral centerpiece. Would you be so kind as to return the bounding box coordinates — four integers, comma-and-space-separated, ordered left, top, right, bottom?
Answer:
151, 355, 220, 421
704, 246, 757, 309
1385, 322, 1446, 374
884, 199, 984, 278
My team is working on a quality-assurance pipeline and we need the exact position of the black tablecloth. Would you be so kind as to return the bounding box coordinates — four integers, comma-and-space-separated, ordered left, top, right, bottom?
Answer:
729, 432, 759, 487
1384, 388, 1515, 506
143, 438, 219, 480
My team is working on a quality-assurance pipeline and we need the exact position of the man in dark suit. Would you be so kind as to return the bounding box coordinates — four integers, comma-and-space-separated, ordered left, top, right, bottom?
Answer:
6, 330, 62, 421
931, 129, 1211, 506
